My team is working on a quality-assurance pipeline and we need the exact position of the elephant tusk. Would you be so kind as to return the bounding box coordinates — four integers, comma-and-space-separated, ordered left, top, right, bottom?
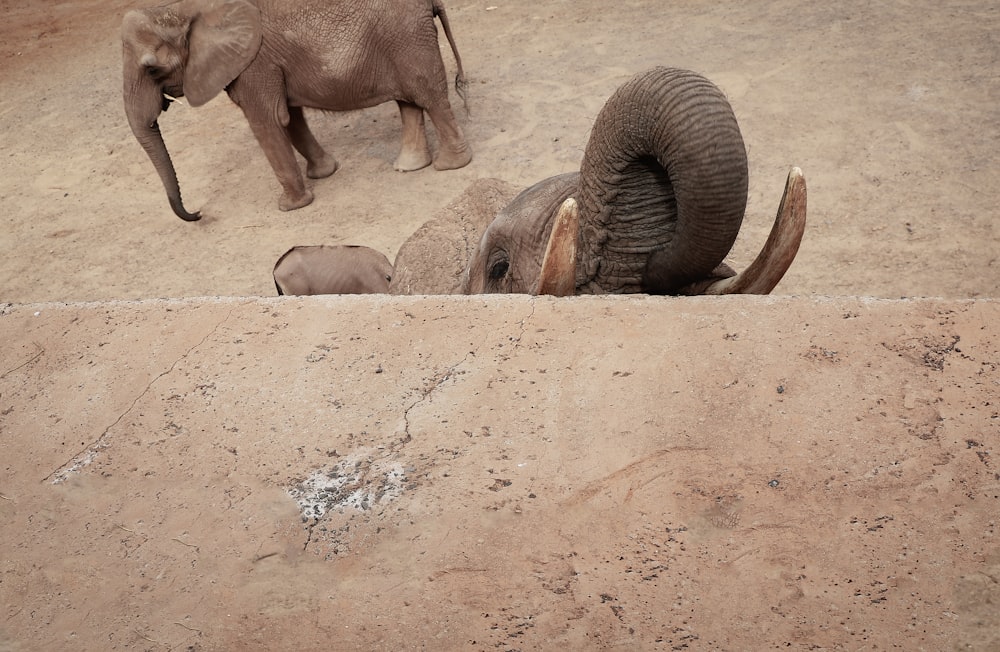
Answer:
534, 197, 579, 296
704, 167, 807, 295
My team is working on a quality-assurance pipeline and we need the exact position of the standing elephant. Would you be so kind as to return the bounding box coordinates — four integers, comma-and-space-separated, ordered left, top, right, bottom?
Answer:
121, 0, 472, 221
463, 67, 805, 296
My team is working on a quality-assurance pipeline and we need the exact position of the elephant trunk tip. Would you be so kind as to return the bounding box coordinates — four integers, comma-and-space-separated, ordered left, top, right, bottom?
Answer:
169, 195, 201, 222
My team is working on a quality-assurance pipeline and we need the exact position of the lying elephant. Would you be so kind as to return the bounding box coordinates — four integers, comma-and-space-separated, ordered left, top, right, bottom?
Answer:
277, 67, 807, 297
121, 0, 472, 221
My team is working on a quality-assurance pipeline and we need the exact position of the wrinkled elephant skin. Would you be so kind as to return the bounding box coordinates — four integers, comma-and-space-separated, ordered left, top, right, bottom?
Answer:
291, 68, 807, 298
121, 0, 472, 220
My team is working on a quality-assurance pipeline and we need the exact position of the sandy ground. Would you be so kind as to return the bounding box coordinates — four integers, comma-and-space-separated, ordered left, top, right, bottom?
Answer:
2, 0, 999, 302
1, 0, 999, 650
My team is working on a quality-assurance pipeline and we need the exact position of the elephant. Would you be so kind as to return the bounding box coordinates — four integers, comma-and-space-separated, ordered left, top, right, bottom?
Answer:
278, 68, 806, 298
273, 245, 393, 295
462, 67, 805, 296
272, 178, 517, 296
388, 178, 519, 294
121, 0, 472, 222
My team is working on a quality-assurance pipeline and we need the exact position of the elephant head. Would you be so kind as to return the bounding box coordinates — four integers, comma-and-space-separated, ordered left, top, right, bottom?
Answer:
463, 67, 806, 296
273, 245, 393, 295
121, 0, 262, 221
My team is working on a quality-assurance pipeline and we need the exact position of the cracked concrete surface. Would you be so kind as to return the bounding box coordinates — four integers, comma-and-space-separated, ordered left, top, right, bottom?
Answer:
2, 294, 998, 650
44, 308, 236, 484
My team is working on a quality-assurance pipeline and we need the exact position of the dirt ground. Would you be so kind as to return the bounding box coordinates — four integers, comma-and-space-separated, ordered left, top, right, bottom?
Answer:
2, 0, 999, 302
1, 0, 999, 650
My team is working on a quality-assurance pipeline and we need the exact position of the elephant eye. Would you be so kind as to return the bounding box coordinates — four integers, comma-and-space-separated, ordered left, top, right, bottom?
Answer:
489, 259, 509, 280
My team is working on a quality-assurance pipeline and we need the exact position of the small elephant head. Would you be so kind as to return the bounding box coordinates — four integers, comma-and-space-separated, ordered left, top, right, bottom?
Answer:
121, 0, 262, 220
463, 67, 806, 296
273, 245, 394, 295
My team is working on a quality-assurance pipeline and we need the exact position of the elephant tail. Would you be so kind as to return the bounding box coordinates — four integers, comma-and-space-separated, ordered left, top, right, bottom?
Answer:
432, 0, 469, 112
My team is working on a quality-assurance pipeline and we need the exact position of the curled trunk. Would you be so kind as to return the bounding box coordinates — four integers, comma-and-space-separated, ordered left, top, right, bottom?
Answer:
576, 67, 749, 294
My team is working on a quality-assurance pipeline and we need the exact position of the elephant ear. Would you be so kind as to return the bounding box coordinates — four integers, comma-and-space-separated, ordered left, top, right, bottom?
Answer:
534, 198, 580, 297
184, 0, 262, 107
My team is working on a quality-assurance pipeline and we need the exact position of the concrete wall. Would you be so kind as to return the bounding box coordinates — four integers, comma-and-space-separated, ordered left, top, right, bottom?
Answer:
2, 295, 997, 649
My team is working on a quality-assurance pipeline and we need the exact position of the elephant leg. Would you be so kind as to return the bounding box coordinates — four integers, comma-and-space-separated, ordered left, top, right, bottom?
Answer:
425, 100, 472, 170
288, 106, 339, 180
243, 115, 313, 211
393, 101, 433, 172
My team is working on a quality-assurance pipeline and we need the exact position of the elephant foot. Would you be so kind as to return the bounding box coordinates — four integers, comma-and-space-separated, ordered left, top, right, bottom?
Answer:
393, 149, 432, 172
307, 156, 339, 180
279, 188, 314, 212
433, 146, 473, 171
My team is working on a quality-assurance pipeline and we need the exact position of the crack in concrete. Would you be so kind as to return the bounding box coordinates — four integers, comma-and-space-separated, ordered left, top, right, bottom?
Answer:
1, 341, 44, 380
401, 350, 476, 443
302, 518, 318, 552
513, 300, 537, 345
42, 309, 234, 484
298, 342, 479, 554
396, 300, 535, 443
294, 301, 539, 555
